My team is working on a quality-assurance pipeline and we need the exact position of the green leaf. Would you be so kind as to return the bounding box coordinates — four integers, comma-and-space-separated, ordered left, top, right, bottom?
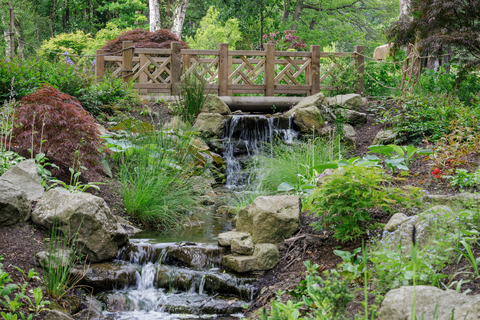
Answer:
368, 145, 394, 156
278, 182, 296, 192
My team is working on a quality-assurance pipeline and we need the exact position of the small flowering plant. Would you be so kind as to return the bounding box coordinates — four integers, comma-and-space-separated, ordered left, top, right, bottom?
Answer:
431, 167, 442, 178
262, 29, 306, 51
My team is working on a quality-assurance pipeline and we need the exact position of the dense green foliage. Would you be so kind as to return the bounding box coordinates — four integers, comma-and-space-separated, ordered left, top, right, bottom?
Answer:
306, 166, 417, 242
378, 94, 480, 144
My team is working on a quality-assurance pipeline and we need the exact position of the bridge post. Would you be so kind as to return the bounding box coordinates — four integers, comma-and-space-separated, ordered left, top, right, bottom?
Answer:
171, 42, 182, 95
354, 45, 365, 96
122, 41, 134, 83
265, 43, 275, 96
219, 43, 229, 96
310, 45, 320, 95
95, 49, 104, 80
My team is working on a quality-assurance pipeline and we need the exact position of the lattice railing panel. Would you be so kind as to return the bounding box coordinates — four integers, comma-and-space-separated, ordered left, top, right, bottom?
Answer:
274, 57, 311, 85
319, 55, 356, 87
183, 55, 219, 84
229, 56, 266, 85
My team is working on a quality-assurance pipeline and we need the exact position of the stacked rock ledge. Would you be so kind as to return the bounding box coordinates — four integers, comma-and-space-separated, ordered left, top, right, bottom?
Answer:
218, 195, 301, 273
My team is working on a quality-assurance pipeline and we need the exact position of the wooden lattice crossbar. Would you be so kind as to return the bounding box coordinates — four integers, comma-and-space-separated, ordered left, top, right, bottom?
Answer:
95, 42, 365, 96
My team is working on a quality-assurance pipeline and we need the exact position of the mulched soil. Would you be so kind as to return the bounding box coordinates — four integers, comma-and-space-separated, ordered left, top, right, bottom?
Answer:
2, 98, 480, 319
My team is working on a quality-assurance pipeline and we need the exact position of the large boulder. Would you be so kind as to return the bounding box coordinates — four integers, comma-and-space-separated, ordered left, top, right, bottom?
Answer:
382, 205, 453, 254
0, 159, 44, 201
193, 112, 226, 137
231, 236, 254, 255
32, 188, 129, 262
373, 43, 392, 61
236, 195, 301, 243
328, 94, 363, 111
285, 92, 327, 111
290, 105, 324, 133
378, 286, 480, 320
45, 310, 75, 320
284, 94, 326, 133
336, 109, 367, 126
426, 192, 480, 211
0, 180, 31, 226
374, 129, 397, 145
318, 123, 357, 146
201, 96, 232, 115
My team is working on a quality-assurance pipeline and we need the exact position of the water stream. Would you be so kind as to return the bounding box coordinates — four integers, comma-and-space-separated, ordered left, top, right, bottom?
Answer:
223, 114, 298, 189
99, 113, 299, 319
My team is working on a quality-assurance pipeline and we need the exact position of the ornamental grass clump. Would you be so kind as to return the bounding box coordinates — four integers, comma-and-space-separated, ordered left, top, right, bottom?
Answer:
306, 166, 418, 242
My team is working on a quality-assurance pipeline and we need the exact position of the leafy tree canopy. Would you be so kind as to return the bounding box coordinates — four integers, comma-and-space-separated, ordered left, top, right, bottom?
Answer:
388, 0, 480, 67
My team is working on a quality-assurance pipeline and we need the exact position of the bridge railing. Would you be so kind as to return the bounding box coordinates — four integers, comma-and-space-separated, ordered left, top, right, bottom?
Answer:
95, 41, 365, 96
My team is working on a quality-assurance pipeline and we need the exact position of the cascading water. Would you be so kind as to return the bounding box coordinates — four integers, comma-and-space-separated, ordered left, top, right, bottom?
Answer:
98, 209, 256, 320
222, 114, 298, 189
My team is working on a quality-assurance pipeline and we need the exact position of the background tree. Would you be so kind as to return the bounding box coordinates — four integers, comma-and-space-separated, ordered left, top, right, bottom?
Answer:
388, 0, 480, 68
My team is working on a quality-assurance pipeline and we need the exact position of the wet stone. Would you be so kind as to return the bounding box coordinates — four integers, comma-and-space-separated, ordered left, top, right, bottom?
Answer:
71, 261, 139, 292
166, 245, 227, 268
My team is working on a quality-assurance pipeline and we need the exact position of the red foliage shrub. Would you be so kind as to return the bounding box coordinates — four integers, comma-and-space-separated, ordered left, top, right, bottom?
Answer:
102, 28, 188, 55
11, 85, 107, 177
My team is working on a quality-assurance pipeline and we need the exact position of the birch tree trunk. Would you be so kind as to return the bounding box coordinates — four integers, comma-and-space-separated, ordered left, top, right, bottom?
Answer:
0, 9, 11, 58
171, 0, 189, 38
149, 0, 160, 32
399, 0, 411, 18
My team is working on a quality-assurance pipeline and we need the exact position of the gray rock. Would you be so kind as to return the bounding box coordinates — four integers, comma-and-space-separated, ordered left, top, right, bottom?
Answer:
32, 188, 129, 262
254, 244, 279, 270
0, 179, 30, 226
328, 94, 363, 111
336, 109, 367, 126
164, 115, 186, 130
45, 310, 75, 320
231, 237, 254, 255
71, 261, 139, 292
293, 105, 325, 133
384, 212, 409, 232
426, 192, 480, 211
237, 195, 300, 244
193, 113, 226, 137
378, 286, 480, 320
285, 93, 327, 112
221, 255, 258, 273
217, 231, 250, 247
0, 159, 44, 201
73, 296, 103, 320
202, 96, 232, 115
383, 205, 453, 254
36, 248, 74, 269
96, 292, 130, 312
374, 129, 397, 145
318, 123, 357, 145
115, 216, 143, 236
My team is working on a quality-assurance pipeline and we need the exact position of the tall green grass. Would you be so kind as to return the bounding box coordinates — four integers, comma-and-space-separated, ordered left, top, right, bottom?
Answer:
118, 128, 201, 229
253, 136, 349, 192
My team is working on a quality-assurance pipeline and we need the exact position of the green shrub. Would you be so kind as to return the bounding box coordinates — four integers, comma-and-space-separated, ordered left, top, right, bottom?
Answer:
306, 166, 418, 242
39, 30, 93, 60
266, 261, 353, 320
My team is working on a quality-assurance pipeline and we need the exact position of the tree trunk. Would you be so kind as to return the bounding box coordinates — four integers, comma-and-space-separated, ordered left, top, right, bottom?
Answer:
149, 0, 160, 31
399, 0, 411, 18
171, 0, 189, 38
282, 0, 289, 22
291, 0, 303, 30
0, 10, 10, 58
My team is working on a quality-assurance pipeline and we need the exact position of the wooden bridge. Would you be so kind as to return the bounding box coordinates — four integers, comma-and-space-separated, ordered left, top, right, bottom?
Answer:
95, 41, 365, 101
